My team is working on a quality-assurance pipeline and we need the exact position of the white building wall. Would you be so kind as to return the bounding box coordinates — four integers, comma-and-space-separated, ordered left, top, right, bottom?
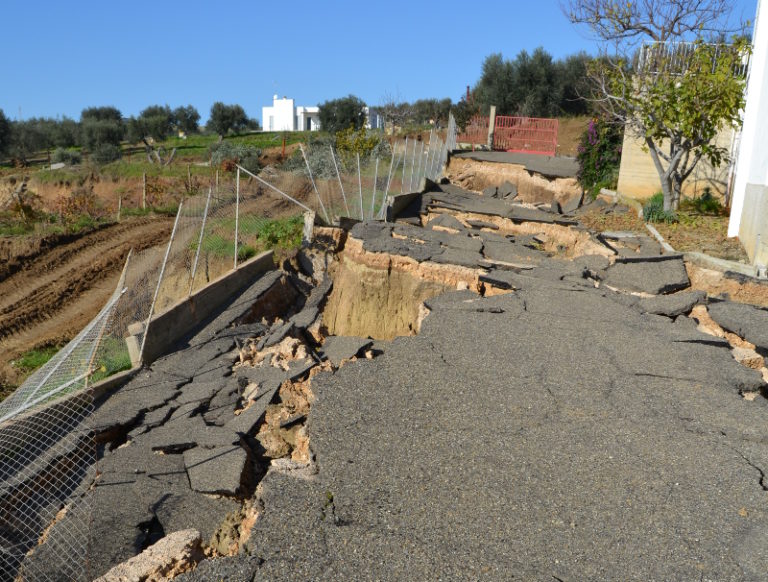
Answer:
364, 107, 384, 130
262, 96, 296, 131
728, 0, 768, 268
297, 107, 320, 131
262, 98, 322, 132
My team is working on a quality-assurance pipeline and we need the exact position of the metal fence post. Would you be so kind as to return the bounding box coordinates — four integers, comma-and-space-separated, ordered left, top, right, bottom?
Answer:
300, 145, 330, 224
370, 156, 379, 219
432, 137, 442, 178
416, 141, 425, 189
409, 140, 417, 191
384, 145, 397, 200
357, 153, 364, 220
424, 130, 434, 181
401, 137, 409, 194
139, 201, 183, 362
234, 167, 240, 270
330, 145, 350, 217
189, 187, 213, 296
430, 138, 439, 180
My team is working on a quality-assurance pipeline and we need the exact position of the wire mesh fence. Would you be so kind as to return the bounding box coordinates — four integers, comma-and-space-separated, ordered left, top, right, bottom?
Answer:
0, 114, 458, 580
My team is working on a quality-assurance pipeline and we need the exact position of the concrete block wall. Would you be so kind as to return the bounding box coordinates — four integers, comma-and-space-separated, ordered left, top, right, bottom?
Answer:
142, 250, 275, 364
616, 128, 736, 200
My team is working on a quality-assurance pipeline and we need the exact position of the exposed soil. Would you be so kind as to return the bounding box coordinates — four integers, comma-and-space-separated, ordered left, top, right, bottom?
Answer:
323, 236, 481, 339
687, 263, 768, 308
654, 213, 749, 262
577, 205, 646, 233
446, 157, 581, 206
578, 206, 750, 262
0, 217, 173, 390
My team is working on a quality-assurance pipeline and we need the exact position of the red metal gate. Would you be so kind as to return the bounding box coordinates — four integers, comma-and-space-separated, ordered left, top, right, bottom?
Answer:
493, 116, 558, 156
456, 115, 559, 156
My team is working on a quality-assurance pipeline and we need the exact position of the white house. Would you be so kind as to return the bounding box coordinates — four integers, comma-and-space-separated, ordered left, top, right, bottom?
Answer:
728, 0, 768, 272
262, 95, 320, 132
364, 107, 384, 130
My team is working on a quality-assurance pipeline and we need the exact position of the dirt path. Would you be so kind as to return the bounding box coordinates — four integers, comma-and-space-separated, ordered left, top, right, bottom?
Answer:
0, 217, 173, 387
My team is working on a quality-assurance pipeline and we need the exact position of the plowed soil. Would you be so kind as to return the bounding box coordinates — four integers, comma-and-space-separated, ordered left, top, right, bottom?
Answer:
0, 217, 173, 390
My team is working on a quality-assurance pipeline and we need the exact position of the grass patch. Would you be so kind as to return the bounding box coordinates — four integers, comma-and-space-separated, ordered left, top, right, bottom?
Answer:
90, 337, 133, 383
191, 215, 304, 259
642, 192, 678, 224
252, 215, 303, 250
13, 346, 61, 374
0, 221, 35, 236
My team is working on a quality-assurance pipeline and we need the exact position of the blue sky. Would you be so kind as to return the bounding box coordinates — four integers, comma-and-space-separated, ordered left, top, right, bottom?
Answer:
0, 0, 758, 124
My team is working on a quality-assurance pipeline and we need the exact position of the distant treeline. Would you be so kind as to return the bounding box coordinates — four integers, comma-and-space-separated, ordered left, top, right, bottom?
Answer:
0, 103, 259, 165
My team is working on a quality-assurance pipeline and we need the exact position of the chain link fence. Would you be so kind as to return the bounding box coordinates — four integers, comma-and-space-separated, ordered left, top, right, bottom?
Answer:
0, 114, 458, 580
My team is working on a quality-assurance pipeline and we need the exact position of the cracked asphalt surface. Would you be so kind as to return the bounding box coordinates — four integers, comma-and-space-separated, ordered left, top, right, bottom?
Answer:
179, 211, 768, 579
226, 290, 768, 581
19, 182, 768, 581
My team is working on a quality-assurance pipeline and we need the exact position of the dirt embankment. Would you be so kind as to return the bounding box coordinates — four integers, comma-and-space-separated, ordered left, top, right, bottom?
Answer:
323, 236, 481, 339
446, 157, 582, 207
0, 217, 173, 389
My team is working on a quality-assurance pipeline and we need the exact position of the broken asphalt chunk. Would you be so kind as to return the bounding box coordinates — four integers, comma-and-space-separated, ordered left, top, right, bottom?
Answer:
183, 445, 248, 496
320, 336, 374, 366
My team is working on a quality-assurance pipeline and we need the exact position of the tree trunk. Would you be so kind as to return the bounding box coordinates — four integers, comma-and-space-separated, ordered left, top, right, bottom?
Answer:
661, 174, 675, 211
671, 173, 684, 210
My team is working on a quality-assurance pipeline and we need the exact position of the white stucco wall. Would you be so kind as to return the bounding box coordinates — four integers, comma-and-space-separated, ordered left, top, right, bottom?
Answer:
728, 0, 768, 268
262, 98, 322, 131
262, 96, 296, 131
729, 0, 768, 246
297, 107, 320, 131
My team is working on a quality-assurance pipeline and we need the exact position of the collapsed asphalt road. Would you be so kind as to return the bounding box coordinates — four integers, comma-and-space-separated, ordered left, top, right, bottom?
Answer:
18, 182, 768, 581
181, 189, 768, 581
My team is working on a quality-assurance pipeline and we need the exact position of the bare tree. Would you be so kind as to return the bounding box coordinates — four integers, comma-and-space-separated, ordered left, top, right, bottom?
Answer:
563, 0, 750, 211
563, 0, 742, 46
378, 92, 412, 135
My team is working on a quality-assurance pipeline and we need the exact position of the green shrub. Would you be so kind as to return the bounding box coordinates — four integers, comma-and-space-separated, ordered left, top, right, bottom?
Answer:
282, 134, 337, 178
69, 214, 98, 232
576, 117, 623, 199
91, 143, 121, 164
209, 141, 261, 174
237, 244, 257, 261
679, 187, 724, 215
254, 216, 303, 250
335, 126, 385, 163
52, 148, 82, 166
643, 192, 678, 223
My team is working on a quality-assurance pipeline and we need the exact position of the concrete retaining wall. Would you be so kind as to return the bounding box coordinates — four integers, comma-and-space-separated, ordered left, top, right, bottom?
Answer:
142, 250, 274, 364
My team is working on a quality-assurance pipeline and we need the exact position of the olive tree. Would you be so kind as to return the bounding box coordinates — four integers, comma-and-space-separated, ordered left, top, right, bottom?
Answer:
80, 106, 124, 150
318, 95, 367, 134
172, 105, 200, 134
128, 105, 174, 143
208, 102, 248, 136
